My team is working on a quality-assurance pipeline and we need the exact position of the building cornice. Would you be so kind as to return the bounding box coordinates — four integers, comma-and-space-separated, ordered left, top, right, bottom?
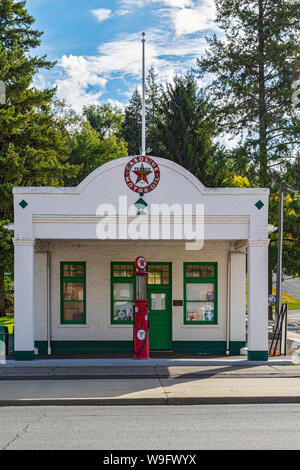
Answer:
13, 186, 270, 196
248, 239, 270, 247
13, 236, 35, 247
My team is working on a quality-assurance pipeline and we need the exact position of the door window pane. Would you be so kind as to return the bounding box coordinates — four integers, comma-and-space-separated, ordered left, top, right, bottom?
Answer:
148, 265, 170, 285
151, 293, 166, 310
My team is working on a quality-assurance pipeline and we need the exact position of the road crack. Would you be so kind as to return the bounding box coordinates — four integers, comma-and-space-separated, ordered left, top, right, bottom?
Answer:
2, 410, 45, 450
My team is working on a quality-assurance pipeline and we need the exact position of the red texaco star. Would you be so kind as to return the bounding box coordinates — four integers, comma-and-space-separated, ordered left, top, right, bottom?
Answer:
133, 163, 152, 184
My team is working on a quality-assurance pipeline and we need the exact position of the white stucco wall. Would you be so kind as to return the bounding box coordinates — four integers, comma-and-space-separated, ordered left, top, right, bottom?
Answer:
33, 240, 246, 344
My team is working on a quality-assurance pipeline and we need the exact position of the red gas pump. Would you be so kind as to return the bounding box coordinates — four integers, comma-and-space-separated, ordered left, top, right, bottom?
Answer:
133, 256, 150, 360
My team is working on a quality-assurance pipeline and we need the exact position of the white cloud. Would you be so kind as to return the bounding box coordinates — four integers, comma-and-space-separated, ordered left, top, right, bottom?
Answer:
107, 98, 126, 111
91, 8, 112, 22
119, 0, 194, 7
116, 1, 217, 36
118, 0, 145, 7
116, 9, 131, 16
55, 55, 107, 112
116, 0, 194, 16
167, 0, 217, 37
158, 0, 194, 7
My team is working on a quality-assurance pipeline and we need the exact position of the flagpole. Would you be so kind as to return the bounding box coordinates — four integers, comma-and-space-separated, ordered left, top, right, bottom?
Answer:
141, 32, 146, 155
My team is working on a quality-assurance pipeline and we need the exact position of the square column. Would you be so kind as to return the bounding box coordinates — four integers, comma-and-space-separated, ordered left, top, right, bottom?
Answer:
230, 251, 246, 353
247, 239, 270, 361
13, 237, 35, 360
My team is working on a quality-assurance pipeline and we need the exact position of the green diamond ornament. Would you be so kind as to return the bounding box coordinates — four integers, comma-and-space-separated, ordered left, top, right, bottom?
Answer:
134, 197, 148, 214
19, 199, 28, 209
255, 200, 264, 210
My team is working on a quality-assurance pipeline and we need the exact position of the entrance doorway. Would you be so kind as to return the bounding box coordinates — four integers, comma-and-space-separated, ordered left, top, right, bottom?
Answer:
147, 263, 172, 350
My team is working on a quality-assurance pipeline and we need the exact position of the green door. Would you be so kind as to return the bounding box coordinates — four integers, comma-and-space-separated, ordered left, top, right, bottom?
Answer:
148, 287, 172, 350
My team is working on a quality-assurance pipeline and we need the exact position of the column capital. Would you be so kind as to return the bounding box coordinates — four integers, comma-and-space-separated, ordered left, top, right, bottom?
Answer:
248, 239, 270, 248
13, 236, 35, 247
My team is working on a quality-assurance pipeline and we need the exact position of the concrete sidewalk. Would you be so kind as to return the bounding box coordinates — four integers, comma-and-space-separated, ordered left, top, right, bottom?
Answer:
0, 356, 297, 379
0, 376, 299, 406
0, 357, 299, 406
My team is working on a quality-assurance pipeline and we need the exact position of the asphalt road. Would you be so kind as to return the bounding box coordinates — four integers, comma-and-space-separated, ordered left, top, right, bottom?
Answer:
282, 277, 300, 299
0, 404, 299, 450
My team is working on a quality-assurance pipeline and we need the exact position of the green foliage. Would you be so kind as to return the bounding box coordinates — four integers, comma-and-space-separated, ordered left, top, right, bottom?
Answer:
154, 73, 218, 186
122, 88, 142, 155
83, 103, 124, 139
68, 121, 128, 186
0, 220, 13, 273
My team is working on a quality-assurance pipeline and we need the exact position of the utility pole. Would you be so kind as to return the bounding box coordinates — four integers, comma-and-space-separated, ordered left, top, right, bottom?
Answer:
275, 181, 285, 325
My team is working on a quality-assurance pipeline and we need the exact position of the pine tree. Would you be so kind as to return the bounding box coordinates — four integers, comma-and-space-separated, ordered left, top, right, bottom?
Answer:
196, 0, 300, 187
155, 73, 216, 186
0, 0, 78, 315
145, 66, 161, 155
122, 88, 142, 155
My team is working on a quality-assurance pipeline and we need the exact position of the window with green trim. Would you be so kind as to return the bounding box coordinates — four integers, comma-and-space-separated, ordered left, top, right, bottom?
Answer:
111, 263, 135, 324
60, 262, 86, 324
184, 263, 217, 324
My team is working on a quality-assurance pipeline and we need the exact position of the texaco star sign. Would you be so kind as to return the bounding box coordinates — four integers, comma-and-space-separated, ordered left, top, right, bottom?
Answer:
124, 156, 160, 194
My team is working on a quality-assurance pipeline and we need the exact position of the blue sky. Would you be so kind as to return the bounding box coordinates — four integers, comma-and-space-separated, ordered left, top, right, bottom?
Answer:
27, 0, 219, 112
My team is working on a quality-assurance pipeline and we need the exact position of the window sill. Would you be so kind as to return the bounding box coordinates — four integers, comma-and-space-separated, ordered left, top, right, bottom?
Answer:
109, 324, 132, 328
59, 324, 89, 328
181, 324, 219, 328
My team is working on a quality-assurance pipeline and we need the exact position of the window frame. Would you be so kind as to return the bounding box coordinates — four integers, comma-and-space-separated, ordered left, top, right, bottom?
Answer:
183, 262, 218, 325
60, 261, 86, 325
111, 262, 135, 325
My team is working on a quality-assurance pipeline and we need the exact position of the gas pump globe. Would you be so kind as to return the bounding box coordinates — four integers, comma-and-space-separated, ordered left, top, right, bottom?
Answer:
133, 256, 150, 359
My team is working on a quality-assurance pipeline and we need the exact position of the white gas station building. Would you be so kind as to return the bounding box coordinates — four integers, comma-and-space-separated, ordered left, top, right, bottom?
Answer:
11, 155, 271, 361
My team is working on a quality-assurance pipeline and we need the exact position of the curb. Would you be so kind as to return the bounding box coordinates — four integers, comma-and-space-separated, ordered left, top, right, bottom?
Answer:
0, 396, 299, 406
